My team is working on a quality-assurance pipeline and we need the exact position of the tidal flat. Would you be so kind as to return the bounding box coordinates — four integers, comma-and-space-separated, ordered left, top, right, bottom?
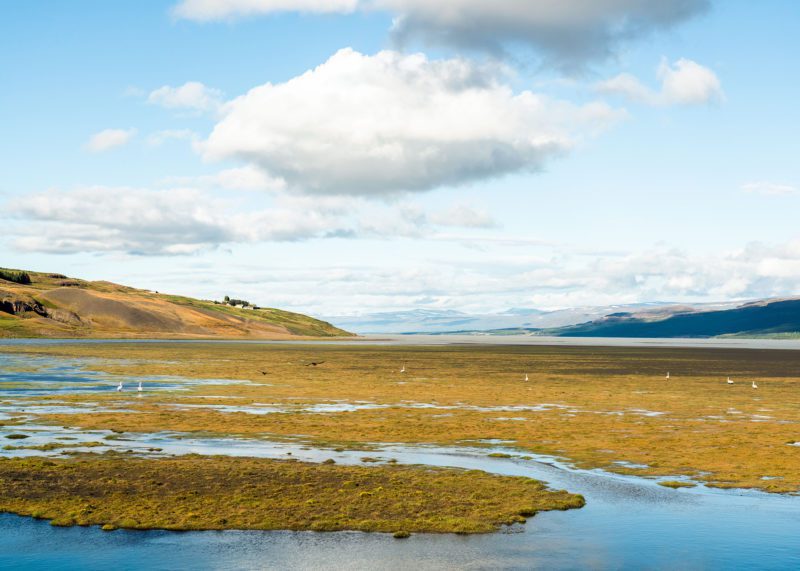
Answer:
0, 340, 799, 543
3, 341, 798, 492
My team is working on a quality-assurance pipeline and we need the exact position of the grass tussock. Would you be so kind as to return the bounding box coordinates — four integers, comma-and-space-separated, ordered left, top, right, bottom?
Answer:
0, 454, 584, 534
658, 480, 697, 489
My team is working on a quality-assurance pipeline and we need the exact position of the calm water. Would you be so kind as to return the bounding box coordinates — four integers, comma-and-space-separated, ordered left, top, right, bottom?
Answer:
1, 472, 798, 571
1, 340, 799, 570
3, 335, 800, 349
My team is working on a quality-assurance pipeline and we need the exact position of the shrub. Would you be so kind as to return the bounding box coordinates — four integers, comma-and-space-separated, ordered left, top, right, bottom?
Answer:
0, 270, 32, 284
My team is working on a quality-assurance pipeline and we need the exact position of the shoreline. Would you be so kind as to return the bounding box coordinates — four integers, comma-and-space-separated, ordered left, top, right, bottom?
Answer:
3, 334, 800, 351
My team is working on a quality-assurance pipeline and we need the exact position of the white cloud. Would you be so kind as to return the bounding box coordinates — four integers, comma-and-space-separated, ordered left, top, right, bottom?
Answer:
7, 186, 355, 255
594, 73, 653, 103
6, 184, 497, 255
85, 128, 137, 153
10, 187, 236, 255
148, 81, 224, 113
202, 48, 621, 196
173, 0, 358, 20
161, 165, 286, 192
172, 0, 709, 69
742, 181, 797, 196
657, 58, 724, 105
596, 58, 723, 106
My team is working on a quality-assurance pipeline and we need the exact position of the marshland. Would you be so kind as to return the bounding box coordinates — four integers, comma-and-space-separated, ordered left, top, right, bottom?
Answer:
1, 339, 799, 569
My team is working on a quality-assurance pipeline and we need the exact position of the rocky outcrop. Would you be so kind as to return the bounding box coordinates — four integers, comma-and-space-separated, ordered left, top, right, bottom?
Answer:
45, 308, 83, 325
0, 290, 48, 317
0, 290, 81, 327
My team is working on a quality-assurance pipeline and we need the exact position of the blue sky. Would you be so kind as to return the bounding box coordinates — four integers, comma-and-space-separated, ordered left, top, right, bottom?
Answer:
1, 1, 798, 316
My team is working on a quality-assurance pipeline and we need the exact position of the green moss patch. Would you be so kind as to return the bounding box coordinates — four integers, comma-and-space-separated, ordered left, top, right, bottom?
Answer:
0, 454, 584, 535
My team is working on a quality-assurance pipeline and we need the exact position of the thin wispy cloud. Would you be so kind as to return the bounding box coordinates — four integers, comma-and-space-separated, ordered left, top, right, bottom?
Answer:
161, 166, 286, 192
146, 129, 199, 147
85, 128, 137, 153
596, 58, 724, 106
742, 181, 797, 196
148, 81, 224, 113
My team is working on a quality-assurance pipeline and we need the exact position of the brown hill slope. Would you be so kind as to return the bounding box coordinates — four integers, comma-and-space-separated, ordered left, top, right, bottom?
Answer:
0, 268, 351, 339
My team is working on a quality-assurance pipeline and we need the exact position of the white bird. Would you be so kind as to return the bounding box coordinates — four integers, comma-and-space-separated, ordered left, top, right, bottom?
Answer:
138, 381, 143, 392
666, 372, 670, 380
524, 374, 529, 382
400, 363, 406, 373
116, 382, 123, 392
752, 380, 758, 389
727, 377, 734, 385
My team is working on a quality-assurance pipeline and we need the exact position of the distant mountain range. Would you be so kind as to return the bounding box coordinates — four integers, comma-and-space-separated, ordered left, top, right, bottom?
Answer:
326, 298, 800, 339
543, 298, 800, 338
325, 302, 737, 334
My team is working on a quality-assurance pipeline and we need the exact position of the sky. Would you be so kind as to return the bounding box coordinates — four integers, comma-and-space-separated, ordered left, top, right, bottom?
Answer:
1, 1, 799, 318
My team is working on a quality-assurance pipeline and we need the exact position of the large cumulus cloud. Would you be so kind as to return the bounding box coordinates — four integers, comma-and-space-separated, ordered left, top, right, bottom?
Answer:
201, 49, 620, 195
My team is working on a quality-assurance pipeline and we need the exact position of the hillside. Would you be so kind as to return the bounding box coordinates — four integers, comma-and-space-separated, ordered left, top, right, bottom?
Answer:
546, 298, 800, 338
0, 268, 352, 339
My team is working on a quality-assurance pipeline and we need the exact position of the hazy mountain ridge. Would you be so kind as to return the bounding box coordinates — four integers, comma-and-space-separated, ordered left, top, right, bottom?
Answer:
545, 298, 800, 338
0, 268, 351, 339
326, 302, 740, 335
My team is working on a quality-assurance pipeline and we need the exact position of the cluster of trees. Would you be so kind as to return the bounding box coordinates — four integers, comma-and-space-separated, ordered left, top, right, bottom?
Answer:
0, 270, 32, 285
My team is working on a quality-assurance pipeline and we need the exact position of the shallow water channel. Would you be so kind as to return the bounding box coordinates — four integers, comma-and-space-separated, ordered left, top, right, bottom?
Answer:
1, 346, 799, 570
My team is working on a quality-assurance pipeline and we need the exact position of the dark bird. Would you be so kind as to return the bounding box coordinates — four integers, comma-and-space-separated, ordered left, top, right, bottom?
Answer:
305, 361, 326, 367
260, 371, 269, 375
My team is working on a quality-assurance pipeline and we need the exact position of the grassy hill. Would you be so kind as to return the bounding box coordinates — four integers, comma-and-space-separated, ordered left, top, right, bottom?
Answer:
0, 268, 352, 339
546, 298, 800, 338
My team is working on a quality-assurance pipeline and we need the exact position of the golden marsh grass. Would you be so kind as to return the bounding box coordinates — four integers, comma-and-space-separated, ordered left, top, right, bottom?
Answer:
2, 342, 799, 493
